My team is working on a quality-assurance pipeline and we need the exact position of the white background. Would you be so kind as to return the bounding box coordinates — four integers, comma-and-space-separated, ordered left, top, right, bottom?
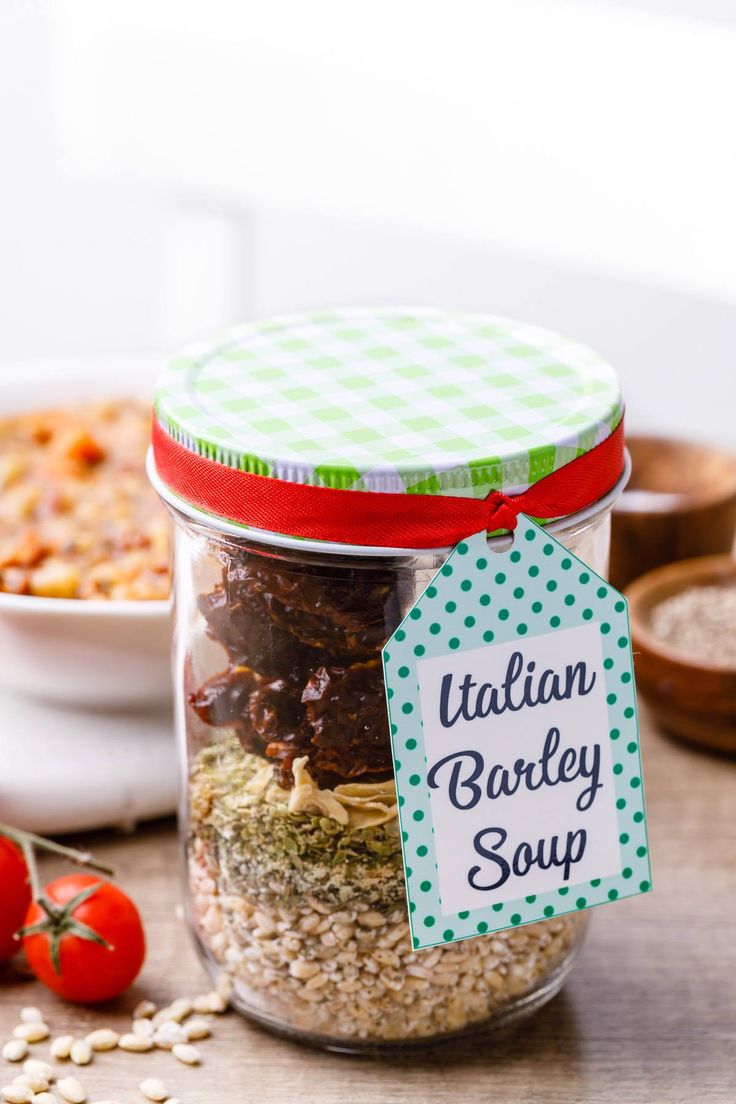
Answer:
418, 624, 621, 914
0, 0, 735, 443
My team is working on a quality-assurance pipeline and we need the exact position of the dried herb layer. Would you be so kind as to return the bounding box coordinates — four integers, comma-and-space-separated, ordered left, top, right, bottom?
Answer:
190, 739, 404, 910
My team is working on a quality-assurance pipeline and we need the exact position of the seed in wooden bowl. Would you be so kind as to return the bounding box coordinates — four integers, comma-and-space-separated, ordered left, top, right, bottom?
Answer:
172, 1043, 200, 1066
69, 1042, 91, 1068
131, 1021, 154, 1039
84, 1031, 118, 1053
139, 1079, 168, 1102
117, 1034, 153, 1054
1, 1042, 28, 1063
57, 1077, 86, 1104
650, 583, 736, 666
49, 1037, 74, 1061
132, 1001, 157, 1021
18, 1012, 42, 1026
1, 1086, 34, 1103
22, 1060, 54, 1083
33, 1093, 58, 1104
12, 1025, 49, 1044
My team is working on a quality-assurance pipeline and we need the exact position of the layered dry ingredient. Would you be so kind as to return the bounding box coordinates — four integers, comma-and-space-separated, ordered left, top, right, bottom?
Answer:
186, 551, 586, 1044
0, 400, 170, 599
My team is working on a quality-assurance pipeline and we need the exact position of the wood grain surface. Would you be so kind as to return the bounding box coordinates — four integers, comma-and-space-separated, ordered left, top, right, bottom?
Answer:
1, 705, 734, 1104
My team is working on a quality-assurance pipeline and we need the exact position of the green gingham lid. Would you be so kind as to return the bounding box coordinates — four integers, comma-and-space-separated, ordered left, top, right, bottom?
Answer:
155, 308, 622, 501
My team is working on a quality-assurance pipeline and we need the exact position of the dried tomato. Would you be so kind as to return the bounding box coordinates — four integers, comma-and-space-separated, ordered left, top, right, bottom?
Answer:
192, 552, 400, 788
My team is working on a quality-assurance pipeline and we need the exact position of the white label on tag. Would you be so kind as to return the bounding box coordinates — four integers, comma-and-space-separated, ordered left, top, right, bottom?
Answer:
418, 624, 621, 915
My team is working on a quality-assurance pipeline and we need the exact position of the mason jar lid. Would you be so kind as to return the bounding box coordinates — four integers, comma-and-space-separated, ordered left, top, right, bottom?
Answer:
154, 307, 622, 502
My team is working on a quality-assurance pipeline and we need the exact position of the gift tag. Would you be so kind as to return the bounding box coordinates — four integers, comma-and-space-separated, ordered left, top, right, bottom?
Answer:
382, 517, 651, 950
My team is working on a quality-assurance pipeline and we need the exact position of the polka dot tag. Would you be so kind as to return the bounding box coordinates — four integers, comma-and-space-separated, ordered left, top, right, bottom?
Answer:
382, 517, 651, 950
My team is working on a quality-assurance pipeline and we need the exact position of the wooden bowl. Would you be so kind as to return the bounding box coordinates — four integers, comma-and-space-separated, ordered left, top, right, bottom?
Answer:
610, 436, 736, 590
626, 555, 736, 754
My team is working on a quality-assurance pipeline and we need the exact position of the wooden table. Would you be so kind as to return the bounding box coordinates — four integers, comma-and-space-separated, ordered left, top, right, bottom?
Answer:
1, 706, 734, 1104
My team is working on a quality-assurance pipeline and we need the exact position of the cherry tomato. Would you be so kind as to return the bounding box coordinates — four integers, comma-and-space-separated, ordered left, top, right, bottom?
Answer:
22, 873, 145, 1003
0, 837, 31, 961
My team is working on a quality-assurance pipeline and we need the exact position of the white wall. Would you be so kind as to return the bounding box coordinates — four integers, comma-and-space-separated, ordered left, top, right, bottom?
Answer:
250, 210, 736, 447
0, 0, 733, 444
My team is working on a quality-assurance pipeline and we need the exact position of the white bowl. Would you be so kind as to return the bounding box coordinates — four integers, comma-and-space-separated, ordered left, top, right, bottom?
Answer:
0, 355, 173, 709
1, 691, 178, 832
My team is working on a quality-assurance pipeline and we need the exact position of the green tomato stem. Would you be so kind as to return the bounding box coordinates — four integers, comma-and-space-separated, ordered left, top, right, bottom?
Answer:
20, 837, 42, 901
0, 822, 115, 879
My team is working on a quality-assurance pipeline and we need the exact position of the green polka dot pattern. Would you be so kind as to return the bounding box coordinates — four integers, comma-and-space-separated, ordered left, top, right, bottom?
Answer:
382, 516, 651, 950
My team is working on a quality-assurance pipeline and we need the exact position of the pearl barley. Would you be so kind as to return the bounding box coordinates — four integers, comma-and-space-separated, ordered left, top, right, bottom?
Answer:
57, 1078, 86, 1104
84, 1030, 118, 1052
12, 1023, 49, 1043
49, 1037, 74, 1060
172, 1042, 200, 1065
118, 1034, 153, 1053
1, 1087, 34, 1104
1, 1041, 28, 1063
69, 1041, 91, 1067
22, 1060, 54, 1082
139, 1079, 168, 1102
12, 1073, 49, 1093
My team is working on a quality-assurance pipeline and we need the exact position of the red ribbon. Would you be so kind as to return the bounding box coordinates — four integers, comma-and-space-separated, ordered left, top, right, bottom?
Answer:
152, 417, 625, 549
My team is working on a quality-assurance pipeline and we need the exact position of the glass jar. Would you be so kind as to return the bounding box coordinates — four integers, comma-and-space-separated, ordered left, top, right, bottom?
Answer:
151, 307, 626, 1050
164, 503, 613, 1050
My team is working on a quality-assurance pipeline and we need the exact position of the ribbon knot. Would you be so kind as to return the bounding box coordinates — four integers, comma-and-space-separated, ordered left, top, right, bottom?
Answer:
152, 417, 624, 549
485, 492, 519, 533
